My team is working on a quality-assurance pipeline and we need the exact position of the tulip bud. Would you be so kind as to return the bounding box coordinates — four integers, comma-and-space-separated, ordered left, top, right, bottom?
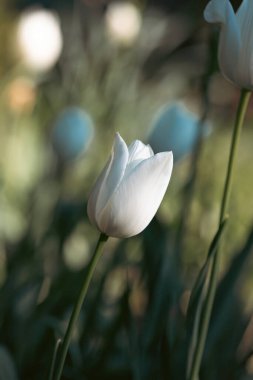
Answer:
87, 133, 173, 238
204, 0, 253, 90
148, 103, 210, 162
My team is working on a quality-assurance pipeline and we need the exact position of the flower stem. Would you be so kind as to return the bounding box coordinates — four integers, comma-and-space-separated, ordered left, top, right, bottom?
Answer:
49, 339, 62, 380
52, 232, 108, 380
219, 90, 251, 223
187, 89, 251, 380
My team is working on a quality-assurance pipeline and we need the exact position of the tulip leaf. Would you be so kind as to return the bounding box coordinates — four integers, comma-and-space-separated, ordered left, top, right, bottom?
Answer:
204, 226, 253, 362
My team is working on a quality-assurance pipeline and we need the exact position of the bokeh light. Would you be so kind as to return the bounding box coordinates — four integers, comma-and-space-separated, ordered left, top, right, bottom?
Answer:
16, 7, 63, 72
51, 107, 94, 161
148, 103, 210, 161
105, 1, 142, 46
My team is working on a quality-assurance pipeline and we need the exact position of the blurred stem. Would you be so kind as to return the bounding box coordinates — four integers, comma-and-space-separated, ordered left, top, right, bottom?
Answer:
49, 339, 62, 380
53, 232, 108, 380
187, 89, 251, 380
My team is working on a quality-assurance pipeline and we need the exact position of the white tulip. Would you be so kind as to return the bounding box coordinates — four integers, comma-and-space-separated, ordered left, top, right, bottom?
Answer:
87, 133, 173, 238
204, 0, 253, 89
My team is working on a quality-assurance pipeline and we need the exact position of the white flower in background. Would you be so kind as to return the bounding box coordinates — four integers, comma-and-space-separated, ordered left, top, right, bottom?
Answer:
105, 2, 142, 46
17, 8, 63, 72
148, 103, 210, 162
204, 0, 253, 89
87, 133, 173, 238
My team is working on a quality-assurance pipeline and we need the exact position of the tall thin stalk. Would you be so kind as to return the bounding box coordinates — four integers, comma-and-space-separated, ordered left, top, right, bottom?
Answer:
52, 233, 108, 380
187, 89, 251, 380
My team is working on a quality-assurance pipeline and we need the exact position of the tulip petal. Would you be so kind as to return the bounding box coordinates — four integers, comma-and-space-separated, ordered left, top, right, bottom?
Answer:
126, 140, 154, 176
87, 133, 128, 227
236, 0, 253, 87
87, 158, 110, 227
98, 151, 173, 237
204, 0, 240, 85
204, 0, 227, 23
237, 0, 253, 26
128, 140, 153, 162
96, 133, 129, 212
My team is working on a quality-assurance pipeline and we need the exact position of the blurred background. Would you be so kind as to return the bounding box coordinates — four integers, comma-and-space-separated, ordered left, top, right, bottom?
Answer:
0, 0, 253, 379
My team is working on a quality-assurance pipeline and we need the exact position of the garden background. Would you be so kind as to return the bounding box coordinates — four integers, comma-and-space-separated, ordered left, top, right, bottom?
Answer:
0, 0, 253, 379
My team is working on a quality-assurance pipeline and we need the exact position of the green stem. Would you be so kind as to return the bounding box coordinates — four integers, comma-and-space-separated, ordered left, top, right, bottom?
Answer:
49, 339, 62, 380
187, 89, 251, 380
219, 90, 251, 223
53, 232, 108, 380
